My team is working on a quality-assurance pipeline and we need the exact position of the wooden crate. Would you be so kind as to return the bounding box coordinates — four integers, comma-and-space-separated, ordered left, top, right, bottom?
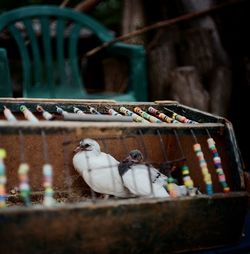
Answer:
0, 98, 248, 254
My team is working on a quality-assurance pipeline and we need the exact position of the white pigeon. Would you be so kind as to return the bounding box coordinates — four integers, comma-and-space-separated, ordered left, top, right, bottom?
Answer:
72, 138, 132, 198
118, 150, 170, 198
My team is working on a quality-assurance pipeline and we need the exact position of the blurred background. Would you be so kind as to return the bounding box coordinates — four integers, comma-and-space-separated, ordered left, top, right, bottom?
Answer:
0, 0, 249, 171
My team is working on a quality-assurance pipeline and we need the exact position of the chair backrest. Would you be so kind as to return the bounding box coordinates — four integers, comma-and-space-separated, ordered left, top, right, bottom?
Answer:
0, 5, 147, 101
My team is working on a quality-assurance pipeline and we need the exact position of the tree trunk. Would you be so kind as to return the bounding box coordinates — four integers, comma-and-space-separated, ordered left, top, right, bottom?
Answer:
178, 27, 215, 79
102, 57, 128, 93
169, 66, 210, 111
122, 0, 146, 44
148, 27, 179, 100
179, 0, 232, 116
209, 66, 232, 115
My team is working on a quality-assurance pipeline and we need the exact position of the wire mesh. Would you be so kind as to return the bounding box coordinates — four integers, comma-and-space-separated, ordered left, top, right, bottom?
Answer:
0, 102, 237, 208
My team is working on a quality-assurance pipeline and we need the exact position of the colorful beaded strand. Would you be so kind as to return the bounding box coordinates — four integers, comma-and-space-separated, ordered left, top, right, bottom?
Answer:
89, 106, 101, 115
166, 177, 182, 197
41, 130, 56, 206
164, 107, 197, 124
119, 107, 150, 123
36, 105, 55, 120
43, 164, 56, 207
148, 106, 179, 123
73, 107, 85, 115
191, 128, 213, 195
18, 163, 31, 206
181, 165, 196, 196
134, 106, 163, 123
0, 149, 7, 208
107, 108, 122, 117
193, 143, 213, 195
20, 105, 39, 123
207, 137, 230, 193
173, 129, 196, 196
56, 106, 68, 116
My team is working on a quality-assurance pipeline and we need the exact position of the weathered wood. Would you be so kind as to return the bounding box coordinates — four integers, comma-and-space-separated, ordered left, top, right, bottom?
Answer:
0, 98, 248, 253
0, 193, 248, 254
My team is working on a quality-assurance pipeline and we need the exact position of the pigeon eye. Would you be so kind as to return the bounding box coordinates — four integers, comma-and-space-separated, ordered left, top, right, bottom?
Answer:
80, 141, 90, 148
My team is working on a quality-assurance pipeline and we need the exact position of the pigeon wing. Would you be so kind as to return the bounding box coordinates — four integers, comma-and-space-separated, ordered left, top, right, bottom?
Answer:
122, 165, 169, 198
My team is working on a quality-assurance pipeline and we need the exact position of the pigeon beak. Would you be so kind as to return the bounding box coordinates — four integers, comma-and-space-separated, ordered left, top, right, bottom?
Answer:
74, 143, 90, 153
74, 145, 82, 153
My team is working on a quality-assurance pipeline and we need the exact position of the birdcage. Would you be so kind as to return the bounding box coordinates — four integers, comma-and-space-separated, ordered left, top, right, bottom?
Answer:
0, 98, 248, 254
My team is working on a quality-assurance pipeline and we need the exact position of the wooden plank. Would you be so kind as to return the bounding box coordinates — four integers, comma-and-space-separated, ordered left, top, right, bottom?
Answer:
0, 193, 248, 254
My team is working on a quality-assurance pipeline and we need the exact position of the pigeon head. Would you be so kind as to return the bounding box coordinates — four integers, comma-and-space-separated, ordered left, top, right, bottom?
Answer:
74, 138, 101, 154
118, 149, 144, 177
128, 149, 144, 163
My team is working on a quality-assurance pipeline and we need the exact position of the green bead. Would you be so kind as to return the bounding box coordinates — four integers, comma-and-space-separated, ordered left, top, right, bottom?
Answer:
167, 177, 175, 183
20, 105, 27, 112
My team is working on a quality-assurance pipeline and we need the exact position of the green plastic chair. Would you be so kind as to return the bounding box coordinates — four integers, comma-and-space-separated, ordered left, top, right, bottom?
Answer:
0, 5, 147, 101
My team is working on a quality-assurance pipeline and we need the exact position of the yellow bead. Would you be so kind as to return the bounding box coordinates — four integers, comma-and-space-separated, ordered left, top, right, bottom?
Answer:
0, 202, 6, 208
204, 174, 212, 182
18, 163, 29, 174
185, 179, 194, 187
202, 168, 209, 175
182, 169, 189, 175
167, 184, 174, 191
0, 149, 7, 159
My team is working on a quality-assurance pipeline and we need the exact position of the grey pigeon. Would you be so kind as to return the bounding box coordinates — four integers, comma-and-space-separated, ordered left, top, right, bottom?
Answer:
118, 150, 170, 198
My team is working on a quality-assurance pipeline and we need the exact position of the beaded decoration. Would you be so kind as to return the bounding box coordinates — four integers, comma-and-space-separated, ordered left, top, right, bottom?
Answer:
119, 107, 150, 123
3, 106, 17, 122
193, 143, 213, 195
36, 105, 55, 120
134, 106, 163, 123
108, 108, 122, 117
89, 106, 101, 115
181, 165, 196, 196
20, 105, 39, 123
172, 128, 196, 196
43, 164, 56, 207
166, 177, 180, 197
18, 163, 31, 206
164, 107, 197, 124
148, 106, 179, 123
73, 107, 85, 115
56, 106, 68, 116
0, 149, 7, 208
207, 138, 230, 193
